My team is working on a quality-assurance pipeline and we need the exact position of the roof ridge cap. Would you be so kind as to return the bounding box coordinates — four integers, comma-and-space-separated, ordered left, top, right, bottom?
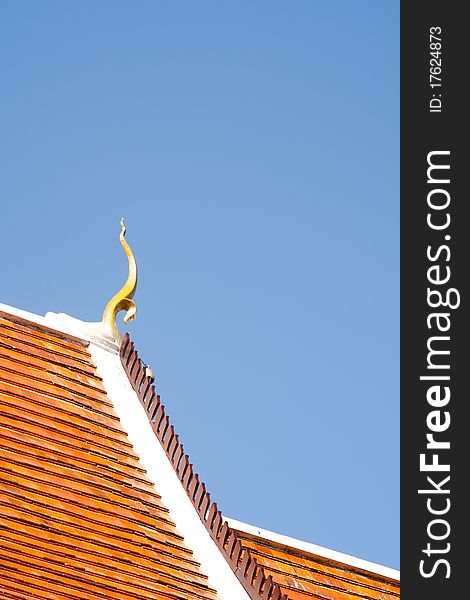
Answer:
0, 303, 119, 353
120, 333, 290, 600
45, 312, 119, 353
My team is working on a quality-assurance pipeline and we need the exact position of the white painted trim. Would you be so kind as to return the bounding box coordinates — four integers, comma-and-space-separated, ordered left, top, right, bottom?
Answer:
0, 303, 51, 329
89, 343, 250, 600
0, 302, 118, 352
44, 312, 119, 352
225, 517, 400, 581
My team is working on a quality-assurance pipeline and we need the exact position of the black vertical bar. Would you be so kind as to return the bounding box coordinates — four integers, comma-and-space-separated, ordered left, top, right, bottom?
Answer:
401, 3, 468, 599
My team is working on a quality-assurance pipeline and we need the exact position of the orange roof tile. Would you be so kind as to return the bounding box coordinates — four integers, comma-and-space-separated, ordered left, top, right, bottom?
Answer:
233, 529, 399, 600
0, 310, 219, 600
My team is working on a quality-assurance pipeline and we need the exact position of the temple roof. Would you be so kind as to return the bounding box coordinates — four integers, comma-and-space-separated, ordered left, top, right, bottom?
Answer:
0, 309, 219, 600
0, 303, 399, 600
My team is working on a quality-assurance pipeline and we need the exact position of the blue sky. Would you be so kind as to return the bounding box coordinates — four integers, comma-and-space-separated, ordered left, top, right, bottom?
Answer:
1, 2, 399, 568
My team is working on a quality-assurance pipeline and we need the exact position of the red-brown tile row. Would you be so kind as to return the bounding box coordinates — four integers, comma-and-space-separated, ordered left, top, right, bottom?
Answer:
0, 405, 147, 476
237, 533, 399, 600
0, 453, 177, 533
0, 538, 216, 600
0, 518, 204, 583
0, 430, 162, 508
0, 423, 153, 488
0, 330, 97, 376
0, 393, 134, 456
0, 355, 112, 407
0, 378, 123, 431
0, 314, 89, 353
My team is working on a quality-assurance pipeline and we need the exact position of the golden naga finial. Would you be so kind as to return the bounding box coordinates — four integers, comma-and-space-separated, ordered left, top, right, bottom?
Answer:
102, 218, 138, 340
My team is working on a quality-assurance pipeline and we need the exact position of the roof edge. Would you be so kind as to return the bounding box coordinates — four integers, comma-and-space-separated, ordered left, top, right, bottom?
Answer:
120, 334, 290, 600
89, 339, 250, 600
0, 302, 119, 352
224, 517, 400, 582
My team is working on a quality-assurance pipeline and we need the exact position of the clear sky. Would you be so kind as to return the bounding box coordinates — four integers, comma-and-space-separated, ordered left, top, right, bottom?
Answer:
1, 1, 399, 568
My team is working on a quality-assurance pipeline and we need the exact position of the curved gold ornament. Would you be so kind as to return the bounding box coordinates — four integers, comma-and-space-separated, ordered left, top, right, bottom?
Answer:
102, 218, 138, 340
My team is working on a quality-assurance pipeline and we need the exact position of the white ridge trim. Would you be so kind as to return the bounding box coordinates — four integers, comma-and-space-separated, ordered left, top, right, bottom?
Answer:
0, 302, 118, 352
0, 303, 52, 328
89, 342, 250, 600
225, 516, 400, 581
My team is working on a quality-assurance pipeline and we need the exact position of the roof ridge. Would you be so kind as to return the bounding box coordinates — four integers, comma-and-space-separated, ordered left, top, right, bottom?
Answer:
0, 304, 119, 353
120, 333, 290, 600
0, 309, 88, 348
